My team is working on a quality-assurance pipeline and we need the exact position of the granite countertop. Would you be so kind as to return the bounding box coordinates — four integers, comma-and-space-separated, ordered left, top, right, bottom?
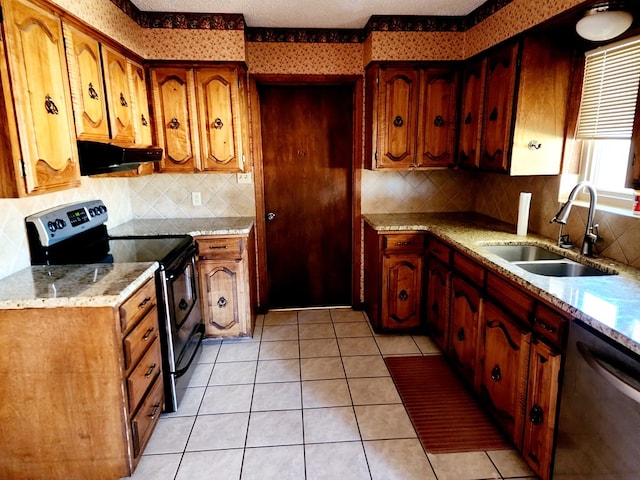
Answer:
0, 217, 253, 311
108, 217, 255, 237
0, 262, 158, 309
364, 212, 640, 355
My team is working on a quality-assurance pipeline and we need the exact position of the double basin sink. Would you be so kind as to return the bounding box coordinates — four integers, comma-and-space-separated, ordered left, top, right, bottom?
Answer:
483, 244, 617, 277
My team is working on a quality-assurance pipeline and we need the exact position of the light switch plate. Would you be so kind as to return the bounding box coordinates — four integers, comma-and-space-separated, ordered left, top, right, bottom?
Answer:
191, 192, 202, 206
237, 173, 252, 184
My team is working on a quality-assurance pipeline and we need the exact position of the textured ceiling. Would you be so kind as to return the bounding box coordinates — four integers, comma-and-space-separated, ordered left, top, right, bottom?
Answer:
129, 0, 487, 29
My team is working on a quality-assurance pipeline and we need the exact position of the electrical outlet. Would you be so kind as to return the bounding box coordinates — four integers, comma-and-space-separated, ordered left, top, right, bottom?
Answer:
191, 192, 202, 206
237, 173, 252, 184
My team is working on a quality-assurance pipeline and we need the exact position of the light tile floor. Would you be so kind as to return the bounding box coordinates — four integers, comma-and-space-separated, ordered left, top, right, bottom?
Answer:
122, 309, 537, 480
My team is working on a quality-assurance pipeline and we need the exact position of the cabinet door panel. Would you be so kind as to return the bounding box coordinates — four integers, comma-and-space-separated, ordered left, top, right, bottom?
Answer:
449, 275, 482, 386
458, 58, 485, 168
102, 46, 134, 143
382, 254, 422, 329
426, 256, 450, 351
151, 68, 199, 172
130, 62, 152, 146
3, 0, 80, 195
480, 300, 531, 448
480, 43, 518, 172
198, 259, 244, 336
196, 67, 244, 172
63, 24, 109, 141
377, 68, 419, 168
523, 339, 561, 480
417, 68, 457, 167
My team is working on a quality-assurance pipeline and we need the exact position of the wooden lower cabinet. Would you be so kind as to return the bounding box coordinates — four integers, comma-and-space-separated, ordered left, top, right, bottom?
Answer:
523, 337, 562, 480
0, 276, 162, 479
449, 274, 482, 386
425, 256, 451, 351
364, 224, 425, 332
196, 229, 256, 338
479, 299, 531, 448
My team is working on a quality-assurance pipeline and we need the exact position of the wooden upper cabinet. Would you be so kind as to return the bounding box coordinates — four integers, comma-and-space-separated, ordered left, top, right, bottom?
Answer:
102, 46, 134, 143
376, 67, 420, 168
63, 24, 109, 141
150, 67, 200, 172
195, 66, 247, 172
480, 43, 518, 172
0, 0, 80, 197
459, 58, 485, 169
129, 62, 153, 146
417, 68, 458, 168
366, 64, 458, 170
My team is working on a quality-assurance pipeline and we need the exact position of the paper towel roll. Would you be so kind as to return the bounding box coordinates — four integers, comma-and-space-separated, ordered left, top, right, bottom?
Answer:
517, 192, 532, 236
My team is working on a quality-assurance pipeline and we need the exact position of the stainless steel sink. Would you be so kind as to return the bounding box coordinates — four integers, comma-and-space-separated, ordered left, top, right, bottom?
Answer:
484, 244, 564, 262
483, 244, 616, 277
514, 260, 612, 277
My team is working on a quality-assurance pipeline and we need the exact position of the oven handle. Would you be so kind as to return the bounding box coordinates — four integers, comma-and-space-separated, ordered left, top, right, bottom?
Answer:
173, 323, 205, 378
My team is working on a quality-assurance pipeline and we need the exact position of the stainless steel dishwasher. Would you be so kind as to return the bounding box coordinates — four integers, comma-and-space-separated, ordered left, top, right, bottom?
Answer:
552, 319, 640, 479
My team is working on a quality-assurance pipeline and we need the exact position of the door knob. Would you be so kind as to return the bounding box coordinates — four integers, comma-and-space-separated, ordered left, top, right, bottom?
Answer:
266, 212, 276, 221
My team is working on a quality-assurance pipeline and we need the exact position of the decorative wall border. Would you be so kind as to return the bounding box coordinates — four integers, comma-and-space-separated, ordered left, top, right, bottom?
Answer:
109, 0, 515, 40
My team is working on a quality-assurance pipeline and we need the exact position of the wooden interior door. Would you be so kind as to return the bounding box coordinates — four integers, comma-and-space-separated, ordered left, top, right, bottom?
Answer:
260, 84, 353, 308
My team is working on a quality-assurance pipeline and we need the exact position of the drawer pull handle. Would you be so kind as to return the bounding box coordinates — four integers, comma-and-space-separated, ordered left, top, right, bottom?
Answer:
168, 117, 180, 129
119, 92, 128, 107
149, 403, 161, 420
142, 327, 155, 340
213, 117, 224, 129
393, 115, 404, 127
138, 297, 152, 309
434, 115, 444, 127
398, 289, 409, 301
209, 245, 228, 249
45, 94, 59, 115
145, 364, 157, 378
396, 241, 413, 246
491, 364, 502, 382
217, 296, 228, 308
536, 319, 555, 333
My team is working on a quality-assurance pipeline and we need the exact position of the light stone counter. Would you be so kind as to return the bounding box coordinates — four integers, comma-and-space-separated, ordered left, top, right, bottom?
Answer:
109, 217, 255, 237
0, 263, 158, 309
364, 212, 640, 355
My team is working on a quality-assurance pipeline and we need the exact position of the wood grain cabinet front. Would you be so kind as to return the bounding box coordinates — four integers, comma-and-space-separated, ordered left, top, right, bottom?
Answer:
150, 64, 249, 173
0, 276, 163, 479
0, 0, 80, 197
195, 230, 257, 338
365, 64, 458, 170
459, 34, 571, 175
364, 224, 426, 332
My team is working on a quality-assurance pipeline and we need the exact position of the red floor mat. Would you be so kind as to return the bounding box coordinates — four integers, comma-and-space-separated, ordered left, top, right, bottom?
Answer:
385, 355, 512, 454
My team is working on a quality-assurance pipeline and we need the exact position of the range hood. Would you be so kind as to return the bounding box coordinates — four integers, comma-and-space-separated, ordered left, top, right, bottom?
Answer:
77, 140, 163, 176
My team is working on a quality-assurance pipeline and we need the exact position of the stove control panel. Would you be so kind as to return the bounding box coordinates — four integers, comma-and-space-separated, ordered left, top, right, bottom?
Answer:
25, 199, 109, 246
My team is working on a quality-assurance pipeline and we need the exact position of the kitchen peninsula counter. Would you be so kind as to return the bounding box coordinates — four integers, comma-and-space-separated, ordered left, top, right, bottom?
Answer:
108, 217, 255, 237
0, 262, 157, 309
364, 212, 640, 355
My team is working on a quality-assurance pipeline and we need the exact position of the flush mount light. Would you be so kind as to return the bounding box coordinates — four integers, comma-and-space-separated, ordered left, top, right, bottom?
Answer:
576, 7, 633, 41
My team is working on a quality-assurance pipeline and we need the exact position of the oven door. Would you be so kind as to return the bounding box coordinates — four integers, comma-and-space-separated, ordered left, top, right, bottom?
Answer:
167, 254, 197, 332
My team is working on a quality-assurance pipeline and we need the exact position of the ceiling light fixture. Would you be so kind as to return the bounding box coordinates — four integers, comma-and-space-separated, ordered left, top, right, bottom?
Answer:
576, 6, 633, 42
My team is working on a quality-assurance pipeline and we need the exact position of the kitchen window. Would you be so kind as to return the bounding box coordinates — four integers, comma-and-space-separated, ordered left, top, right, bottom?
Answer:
575, 35, 640, 212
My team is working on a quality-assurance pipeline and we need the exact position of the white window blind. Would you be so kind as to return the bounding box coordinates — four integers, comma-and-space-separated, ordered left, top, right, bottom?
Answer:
576, 36, 640, 139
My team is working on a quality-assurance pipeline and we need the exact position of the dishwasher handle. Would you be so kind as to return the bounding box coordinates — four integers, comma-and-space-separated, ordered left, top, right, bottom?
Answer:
577, 340, 640, 405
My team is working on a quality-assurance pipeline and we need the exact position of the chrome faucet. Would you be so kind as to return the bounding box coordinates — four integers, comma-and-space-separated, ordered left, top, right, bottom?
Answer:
550, 181, 599, 256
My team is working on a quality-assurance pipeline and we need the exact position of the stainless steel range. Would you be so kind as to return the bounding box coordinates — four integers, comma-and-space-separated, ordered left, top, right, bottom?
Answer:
25, 199, 203, 412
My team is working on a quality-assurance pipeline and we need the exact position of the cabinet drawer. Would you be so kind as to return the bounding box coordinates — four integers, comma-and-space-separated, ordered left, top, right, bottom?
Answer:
120, 279, 156, 333
452, 251, 485, 287
533, 303, 568, 348
127, 338, 162, 414
382, 234, 424, 252
428, 237, 452, 264
196, 236, 243, 258
131, 375, 163, 458
486, 272, 533, 322
123, 305, 159, 371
